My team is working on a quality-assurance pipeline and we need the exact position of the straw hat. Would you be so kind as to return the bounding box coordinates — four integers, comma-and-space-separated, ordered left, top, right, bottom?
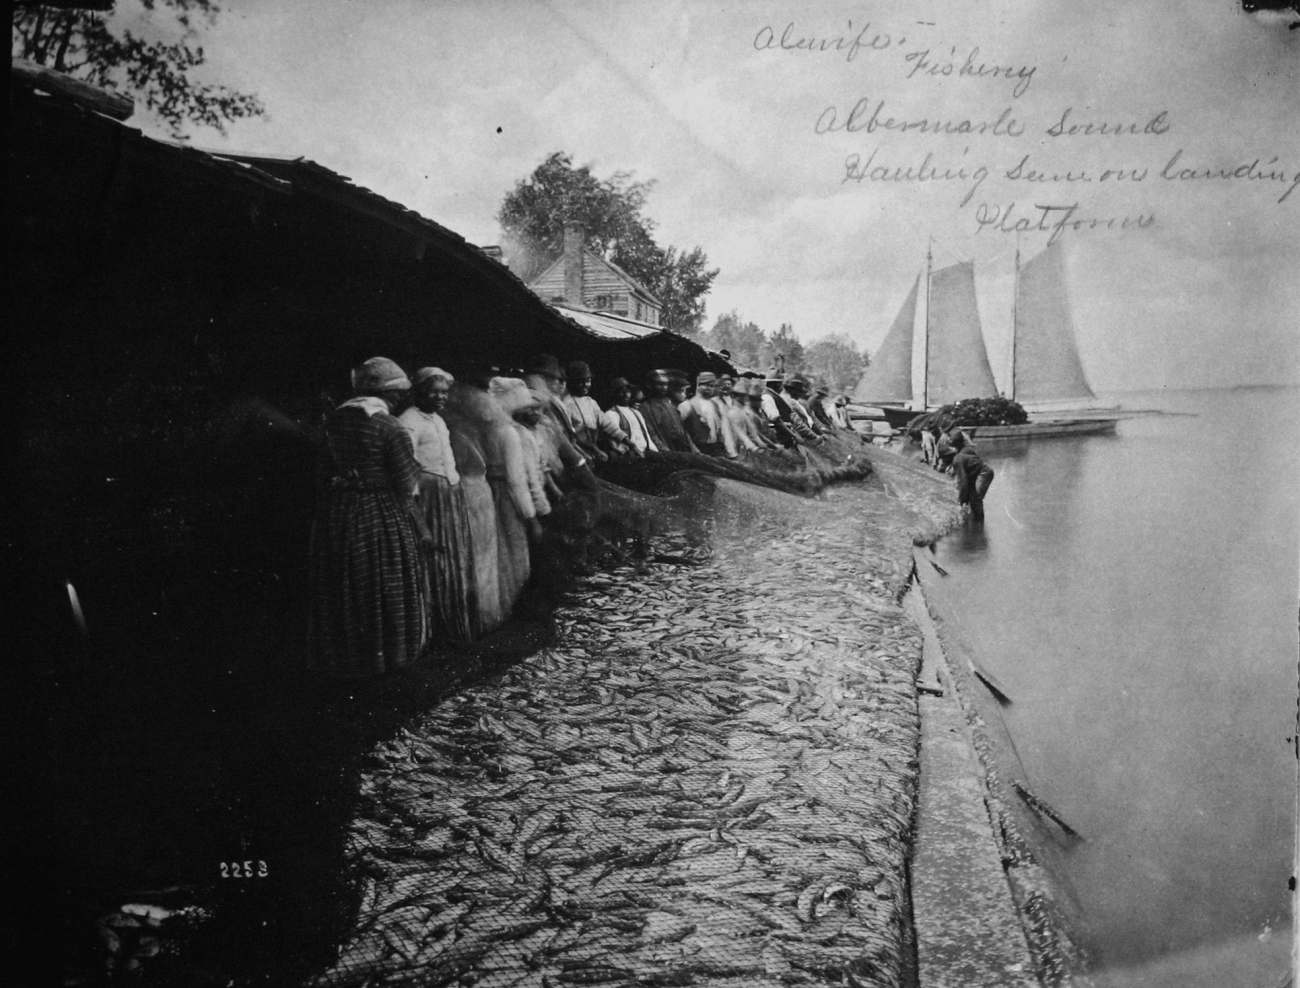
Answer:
490, 377, 539, 414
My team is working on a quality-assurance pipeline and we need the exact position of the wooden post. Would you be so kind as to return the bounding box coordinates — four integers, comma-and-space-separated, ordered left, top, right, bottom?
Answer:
1010, 238, 1020, 402
921, 237, 932, 410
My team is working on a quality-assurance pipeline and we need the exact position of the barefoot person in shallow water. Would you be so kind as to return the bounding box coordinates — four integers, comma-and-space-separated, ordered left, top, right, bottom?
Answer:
946, 429, 995, 521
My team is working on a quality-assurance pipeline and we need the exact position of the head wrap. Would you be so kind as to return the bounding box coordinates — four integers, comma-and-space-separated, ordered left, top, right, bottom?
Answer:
351, 357, 411, 394
413, 366, 454, 387
490, 377, 540, 415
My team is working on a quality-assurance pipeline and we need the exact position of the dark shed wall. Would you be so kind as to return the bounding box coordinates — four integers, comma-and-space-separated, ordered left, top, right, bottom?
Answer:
8, 87, 724, 655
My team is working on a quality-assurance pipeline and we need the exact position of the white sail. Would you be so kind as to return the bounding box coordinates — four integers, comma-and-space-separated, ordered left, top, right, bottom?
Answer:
926, 261, 998, 405
1014, 242, 1095, 403
853, 275, 917, 403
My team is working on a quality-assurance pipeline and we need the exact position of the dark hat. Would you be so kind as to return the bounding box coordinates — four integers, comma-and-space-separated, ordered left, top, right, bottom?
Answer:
526, 354, 565, 379
647, 369, 670, 384
567, 360, 592, 380
609, 376, 632, 391
718, 348, 732, 361
785, 374, 811, 392
815, 383, 829, 396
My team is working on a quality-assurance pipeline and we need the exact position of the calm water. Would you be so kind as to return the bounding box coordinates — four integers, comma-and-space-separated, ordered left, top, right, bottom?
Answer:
931, 387, 1299, 986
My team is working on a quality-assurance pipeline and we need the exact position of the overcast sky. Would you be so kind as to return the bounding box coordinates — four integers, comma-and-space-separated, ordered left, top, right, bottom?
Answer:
135, 0, 1298, 391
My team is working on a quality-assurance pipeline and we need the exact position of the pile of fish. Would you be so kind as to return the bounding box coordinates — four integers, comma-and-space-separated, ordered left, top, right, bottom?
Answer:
309, 473, 955, 988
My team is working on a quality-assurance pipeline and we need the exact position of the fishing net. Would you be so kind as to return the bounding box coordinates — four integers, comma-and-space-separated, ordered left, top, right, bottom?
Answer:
305, 453, 958, 988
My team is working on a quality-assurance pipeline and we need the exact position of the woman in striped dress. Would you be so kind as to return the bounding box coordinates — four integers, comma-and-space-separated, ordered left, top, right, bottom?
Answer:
307, 357, 429, 677
399, 367, 478, 642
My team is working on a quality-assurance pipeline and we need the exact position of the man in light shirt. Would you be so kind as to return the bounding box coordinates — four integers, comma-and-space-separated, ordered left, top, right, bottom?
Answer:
563, 360, 631, 460
600, 377, 657, 456
678, 371, 737, 458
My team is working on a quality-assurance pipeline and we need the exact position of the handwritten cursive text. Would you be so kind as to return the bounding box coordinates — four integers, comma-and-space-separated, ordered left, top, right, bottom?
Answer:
974, 202, 1156, 246
844, 148, 990, 208
1046, 108, 1171, 137
1159, 149, 1300, 204
904, 45, 1037, 98
816, 98, 1024, 138
753, 21, 897, 62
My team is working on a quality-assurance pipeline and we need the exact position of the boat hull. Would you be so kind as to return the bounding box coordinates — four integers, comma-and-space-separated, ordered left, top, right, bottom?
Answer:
963, 418, 1118, 441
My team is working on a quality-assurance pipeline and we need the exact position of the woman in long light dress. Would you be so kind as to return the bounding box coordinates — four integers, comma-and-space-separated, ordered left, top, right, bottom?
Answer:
442, 377, 504, 635
486, 378, 542, 618
398, 367, 477, 641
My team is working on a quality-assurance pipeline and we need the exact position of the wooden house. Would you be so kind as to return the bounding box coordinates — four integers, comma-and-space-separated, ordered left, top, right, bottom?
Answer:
9, 63, 733, 657
528, 223, 663, 327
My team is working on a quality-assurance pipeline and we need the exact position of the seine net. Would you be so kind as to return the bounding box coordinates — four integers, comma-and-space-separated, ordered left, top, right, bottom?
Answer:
307, 447, 953, 988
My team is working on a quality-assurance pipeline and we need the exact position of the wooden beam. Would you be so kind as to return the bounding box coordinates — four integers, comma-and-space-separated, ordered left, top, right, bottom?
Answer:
13, 2, 114, 10
12, 58, 134, 121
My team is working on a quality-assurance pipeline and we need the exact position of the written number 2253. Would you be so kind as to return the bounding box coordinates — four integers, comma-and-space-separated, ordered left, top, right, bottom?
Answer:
220, 861, 268, 878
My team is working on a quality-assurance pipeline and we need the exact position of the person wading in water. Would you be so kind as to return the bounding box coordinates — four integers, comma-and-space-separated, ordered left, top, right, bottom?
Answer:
946, 429, 995, 521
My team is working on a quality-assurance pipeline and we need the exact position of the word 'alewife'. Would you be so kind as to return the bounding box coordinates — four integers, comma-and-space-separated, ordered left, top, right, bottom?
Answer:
753, 21, 896, 62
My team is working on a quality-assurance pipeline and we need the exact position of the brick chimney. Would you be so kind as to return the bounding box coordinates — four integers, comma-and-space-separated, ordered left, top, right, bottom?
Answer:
563, 222, 585, 306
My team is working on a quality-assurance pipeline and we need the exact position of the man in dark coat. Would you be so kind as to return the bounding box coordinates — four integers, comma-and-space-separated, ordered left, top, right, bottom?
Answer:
947, 429, 995, 521
641, 369, 698, 453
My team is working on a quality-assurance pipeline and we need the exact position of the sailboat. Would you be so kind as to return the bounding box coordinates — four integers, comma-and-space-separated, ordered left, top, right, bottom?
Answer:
853, 240, 1117, 440
852, 240, 998, 427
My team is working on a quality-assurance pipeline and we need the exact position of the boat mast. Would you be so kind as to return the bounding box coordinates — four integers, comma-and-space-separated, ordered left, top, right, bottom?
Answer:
1010, 236, 1020, 401
921, 236, 932, 409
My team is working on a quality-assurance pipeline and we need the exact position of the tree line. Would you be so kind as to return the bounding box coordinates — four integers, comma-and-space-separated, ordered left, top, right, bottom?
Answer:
499, 152, 870, 393
699, 313, 869, 395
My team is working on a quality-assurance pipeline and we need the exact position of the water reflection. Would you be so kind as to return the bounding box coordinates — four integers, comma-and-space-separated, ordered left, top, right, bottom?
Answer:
948, 516, 989, 554
931, 390, 1297, 986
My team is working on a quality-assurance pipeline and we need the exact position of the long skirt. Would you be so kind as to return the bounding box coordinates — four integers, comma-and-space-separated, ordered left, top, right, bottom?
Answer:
489, 477, 531, 619
307, 487, 428, 678
460, 474, 501, 635
416, 474, 477, 642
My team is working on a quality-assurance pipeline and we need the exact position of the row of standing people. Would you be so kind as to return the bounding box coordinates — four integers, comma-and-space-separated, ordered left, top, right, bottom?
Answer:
306, 355, 862, 679
555, 358, 858, 464
308, 356, 599, 678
